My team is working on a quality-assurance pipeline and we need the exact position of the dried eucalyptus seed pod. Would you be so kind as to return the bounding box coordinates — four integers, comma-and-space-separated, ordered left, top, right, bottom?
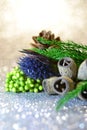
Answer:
58, 57, 77, 80
42, 76, 74, 95
77, 59, 87, 80
78, 89, 87, 101
42, 77, 59, 95
53, 76, 75, 95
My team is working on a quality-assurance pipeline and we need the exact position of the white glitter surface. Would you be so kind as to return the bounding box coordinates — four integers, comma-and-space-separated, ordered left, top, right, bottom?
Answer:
0, 66, 87, 130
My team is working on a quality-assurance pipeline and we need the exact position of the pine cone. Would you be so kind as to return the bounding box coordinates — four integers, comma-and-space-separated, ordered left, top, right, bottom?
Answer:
31, 30, 61, 49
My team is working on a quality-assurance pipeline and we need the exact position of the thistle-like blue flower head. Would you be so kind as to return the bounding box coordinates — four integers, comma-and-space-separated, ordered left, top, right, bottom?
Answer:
18, 49, 59, 80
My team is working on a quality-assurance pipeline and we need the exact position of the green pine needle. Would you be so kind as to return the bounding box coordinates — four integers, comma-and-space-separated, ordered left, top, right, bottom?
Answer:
32, 37, 87, 66
32, 47, 87, 66
37, 37, 55, 45
37, 37, 87, 52
56, 81, 87, 111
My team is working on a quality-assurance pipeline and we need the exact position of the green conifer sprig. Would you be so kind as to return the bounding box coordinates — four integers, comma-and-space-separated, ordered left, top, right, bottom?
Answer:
32, 37, 87, 66
37, 37, 87, 52
56, 81, 87, 111
32, 47, 87, 66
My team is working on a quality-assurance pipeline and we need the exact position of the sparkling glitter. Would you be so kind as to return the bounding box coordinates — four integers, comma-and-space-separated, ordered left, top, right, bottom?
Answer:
35, 113, 39, 118
79, 123, 85, 129
21, 114, 26, 119
0, 65, 87, 130
62, 115, 68, 120
15, 114, 20, 120
13, 123, 19, 130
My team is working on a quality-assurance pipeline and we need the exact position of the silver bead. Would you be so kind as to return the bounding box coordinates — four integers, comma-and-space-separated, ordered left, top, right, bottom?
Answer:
58, 57, 77, 80
42, 76, 75, 95
78, 59, 87, 80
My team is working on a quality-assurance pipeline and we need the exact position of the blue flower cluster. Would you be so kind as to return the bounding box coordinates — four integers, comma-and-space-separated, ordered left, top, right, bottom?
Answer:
19, 56, 58, 80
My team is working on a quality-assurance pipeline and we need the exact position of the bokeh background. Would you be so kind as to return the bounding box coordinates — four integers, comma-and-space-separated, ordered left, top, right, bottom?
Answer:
0, 0, 87, 63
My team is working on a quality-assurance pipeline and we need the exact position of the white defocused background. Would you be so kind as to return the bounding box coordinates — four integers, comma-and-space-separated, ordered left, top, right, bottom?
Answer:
0, 0, 87, 61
